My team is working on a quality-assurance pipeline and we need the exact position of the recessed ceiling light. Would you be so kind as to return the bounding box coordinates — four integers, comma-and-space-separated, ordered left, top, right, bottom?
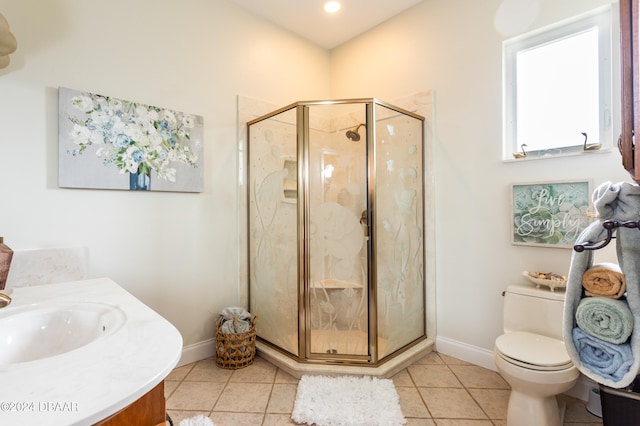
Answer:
324, 1, 341, 13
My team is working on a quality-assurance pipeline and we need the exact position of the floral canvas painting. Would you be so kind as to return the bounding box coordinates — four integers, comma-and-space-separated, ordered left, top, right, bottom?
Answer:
58, 87, 203, 192
511, 180, 591, 248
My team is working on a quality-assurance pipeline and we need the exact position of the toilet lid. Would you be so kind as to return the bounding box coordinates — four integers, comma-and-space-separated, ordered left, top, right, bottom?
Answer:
495, 331, 573, 371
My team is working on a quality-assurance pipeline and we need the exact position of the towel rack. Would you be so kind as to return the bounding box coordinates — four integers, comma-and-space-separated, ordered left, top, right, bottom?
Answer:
574, 220, 640, 252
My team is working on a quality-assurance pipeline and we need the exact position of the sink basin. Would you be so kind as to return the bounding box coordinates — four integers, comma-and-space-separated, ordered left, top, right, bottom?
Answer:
0, 302, 126, 364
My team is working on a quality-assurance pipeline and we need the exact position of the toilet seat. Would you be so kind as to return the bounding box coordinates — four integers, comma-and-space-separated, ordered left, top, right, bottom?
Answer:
495, 331, 573, 371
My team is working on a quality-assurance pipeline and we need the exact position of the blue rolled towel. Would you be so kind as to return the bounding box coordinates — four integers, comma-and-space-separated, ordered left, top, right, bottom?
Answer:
575, 297, 634, 344
572, 327, 634, 382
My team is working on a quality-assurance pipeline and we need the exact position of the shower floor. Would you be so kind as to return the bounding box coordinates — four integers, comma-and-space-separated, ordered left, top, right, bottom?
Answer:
310, 329, 372, 356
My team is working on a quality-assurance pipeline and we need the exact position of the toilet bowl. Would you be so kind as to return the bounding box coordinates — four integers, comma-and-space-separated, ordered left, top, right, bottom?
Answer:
495, 332, 579, 426
495, 286, 580, 426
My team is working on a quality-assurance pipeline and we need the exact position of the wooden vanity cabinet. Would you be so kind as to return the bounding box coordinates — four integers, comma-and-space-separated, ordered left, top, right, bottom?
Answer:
94, 381, 166, 426
620, 0, 640, 181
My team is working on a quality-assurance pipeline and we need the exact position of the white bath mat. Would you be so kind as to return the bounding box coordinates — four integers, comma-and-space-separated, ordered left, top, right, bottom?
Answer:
178, 414, 215, 426
291, 374, 406, 426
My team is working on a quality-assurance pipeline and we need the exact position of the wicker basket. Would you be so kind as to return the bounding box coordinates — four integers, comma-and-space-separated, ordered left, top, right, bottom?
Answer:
215, 315, 257, 369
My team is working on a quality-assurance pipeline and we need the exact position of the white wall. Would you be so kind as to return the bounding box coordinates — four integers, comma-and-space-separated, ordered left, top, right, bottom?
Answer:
0, 0, 330, 348
331, 0, 630, 367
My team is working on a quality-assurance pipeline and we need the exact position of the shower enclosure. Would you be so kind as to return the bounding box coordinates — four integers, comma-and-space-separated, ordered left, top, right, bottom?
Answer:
247, 98, 426, 366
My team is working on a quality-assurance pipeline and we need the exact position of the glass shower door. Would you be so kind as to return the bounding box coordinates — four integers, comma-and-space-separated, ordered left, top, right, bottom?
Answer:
247, 106, 299, 357
374, 102, 425, 359
306, 103, 369, 358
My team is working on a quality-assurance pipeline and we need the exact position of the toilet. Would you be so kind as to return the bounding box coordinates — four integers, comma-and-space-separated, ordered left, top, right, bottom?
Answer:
494, 284, 579, 426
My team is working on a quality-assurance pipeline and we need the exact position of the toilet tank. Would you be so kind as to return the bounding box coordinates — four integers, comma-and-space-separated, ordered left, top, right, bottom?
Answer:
502, 284, 566, 340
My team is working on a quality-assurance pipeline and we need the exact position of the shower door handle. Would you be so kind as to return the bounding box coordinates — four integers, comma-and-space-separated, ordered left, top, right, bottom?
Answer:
360, 210, 369, 238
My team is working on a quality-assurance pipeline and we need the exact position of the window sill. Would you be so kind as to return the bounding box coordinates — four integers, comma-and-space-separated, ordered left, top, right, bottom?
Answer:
502, 147, 613, 163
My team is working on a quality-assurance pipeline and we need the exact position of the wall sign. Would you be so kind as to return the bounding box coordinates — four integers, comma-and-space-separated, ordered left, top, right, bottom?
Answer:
511, 180, 592, 248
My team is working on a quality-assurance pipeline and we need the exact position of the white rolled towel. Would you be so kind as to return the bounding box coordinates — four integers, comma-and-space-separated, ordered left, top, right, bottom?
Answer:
217, 307, 253, 333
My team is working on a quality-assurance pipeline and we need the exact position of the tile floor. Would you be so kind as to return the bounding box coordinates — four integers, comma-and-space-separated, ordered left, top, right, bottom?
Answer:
165, 351, 603, 426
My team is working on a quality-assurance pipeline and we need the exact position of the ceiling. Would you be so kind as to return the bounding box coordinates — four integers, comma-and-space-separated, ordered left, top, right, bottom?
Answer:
227, 0, 424, 49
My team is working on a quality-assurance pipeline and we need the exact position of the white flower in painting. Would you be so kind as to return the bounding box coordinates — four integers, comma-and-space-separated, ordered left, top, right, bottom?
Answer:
71, 95, 94, 113
109, 97, 124, 111
124, 124, 144, 144
89, 131, 104, 144
70, 124, 93, 145
148, 109, 159, 122
149, 131, 163, 147
136, 134, 151, 147
155, 167, 177, 182
95, 146, 110, 158
161, 109, 177, 126
89, 109, 110, 127
134, 105, 150, 120
182, 114, 195, 128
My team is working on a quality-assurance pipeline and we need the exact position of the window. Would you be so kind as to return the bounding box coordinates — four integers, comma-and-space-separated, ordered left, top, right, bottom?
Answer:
503, 7, 612, 160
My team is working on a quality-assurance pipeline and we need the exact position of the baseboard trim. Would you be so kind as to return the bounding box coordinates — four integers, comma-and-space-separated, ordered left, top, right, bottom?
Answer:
435, 336, 497, 371
176, 338, 216, 367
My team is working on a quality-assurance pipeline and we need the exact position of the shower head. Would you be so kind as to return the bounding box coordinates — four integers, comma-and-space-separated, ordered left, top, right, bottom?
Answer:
345, 124, 365, 142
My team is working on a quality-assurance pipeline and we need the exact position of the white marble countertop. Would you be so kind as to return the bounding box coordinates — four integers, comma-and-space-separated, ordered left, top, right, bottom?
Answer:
0, 278, 183, 425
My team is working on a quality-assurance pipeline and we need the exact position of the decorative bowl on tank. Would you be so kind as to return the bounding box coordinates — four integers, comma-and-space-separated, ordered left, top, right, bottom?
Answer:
522, 271, 567, 292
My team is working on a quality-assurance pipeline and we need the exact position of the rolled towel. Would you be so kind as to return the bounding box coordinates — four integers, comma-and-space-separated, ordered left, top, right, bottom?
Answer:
582, 262, 626, 298
217, 307, 253, 334
572, 327, 634, 382
575, 297, 634, 344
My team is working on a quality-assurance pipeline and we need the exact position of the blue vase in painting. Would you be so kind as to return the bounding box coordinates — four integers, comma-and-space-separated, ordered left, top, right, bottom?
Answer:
129, 171, 151, 191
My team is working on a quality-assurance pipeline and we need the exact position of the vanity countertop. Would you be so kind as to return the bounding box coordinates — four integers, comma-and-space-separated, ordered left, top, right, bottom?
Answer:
0, 277, 183, 425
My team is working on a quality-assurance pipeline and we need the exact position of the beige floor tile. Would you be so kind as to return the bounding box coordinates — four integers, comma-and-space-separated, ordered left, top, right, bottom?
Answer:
449, 365, 509, 389
406, 419, 436, 426
392, 369, 415, 387
229, 358, 277, 383
263, 413, 298, 425
209, 411, 265, 425
185, 358, 234, 382
467, 388, 510, 419
166, 362, 195, 381
164, 380, 180, 399
434, 420, 494, 425
559, 394, 603, 424
396, 386, 431, 418
166, 381, 225, 411
213, 382, 272, 413
419, 388, 487, 419
409, 364, 463, 388
267, 383, 298, 414
275, 368, 299, 384
438, 353, 473, 365
415, 351, 445, 365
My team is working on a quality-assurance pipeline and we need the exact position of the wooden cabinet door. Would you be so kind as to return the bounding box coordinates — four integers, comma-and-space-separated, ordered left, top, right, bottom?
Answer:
95, 381, 166, 426
620, 0, 640, 181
